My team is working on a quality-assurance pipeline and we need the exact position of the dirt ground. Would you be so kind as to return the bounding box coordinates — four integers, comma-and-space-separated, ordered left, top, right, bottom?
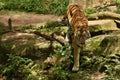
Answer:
0, 12, 60, 27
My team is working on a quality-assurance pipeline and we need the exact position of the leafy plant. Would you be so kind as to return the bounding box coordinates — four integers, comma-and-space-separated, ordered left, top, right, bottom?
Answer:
57, 44, 72, 56
116, 0, 120, 13
49, 44, 72, 80
3, 0, 47, 13
52, 66, 70, 80
19, 25, 39, 32
85, 7, 95, 15
2, 0, 69, 15
0, 2, 5, 10
1, 54, 40, 80
48, 0, 69, 15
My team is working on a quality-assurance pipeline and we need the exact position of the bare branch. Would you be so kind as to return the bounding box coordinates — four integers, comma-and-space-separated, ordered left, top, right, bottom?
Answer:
25, 30, 66, 46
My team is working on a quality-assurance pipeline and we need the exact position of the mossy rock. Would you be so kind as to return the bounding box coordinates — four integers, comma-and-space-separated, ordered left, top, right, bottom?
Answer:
89, 20, 119, 32
95, 35, 120, 56
86, 34, 120, 54
1, 32, 51, 58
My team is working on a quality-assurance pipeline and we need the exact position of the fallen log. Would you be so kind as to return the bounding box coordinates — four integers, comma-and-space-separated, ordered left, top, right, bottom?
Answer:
88, 11, 120, 20
114, 20, 120, 28
25, 30, 66, 46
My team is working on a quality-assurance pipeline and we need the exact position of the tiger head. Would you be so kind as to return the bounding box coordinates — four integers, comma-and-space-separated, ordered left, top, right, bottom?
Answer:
74, 22, 90, 47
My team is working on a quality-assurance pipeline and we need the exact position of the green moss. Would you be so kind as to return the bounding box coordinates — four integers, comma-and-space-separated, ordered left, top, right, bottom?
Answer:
89, 25, 102, 32
85, 7, 95, 15
90, 38, 101, 50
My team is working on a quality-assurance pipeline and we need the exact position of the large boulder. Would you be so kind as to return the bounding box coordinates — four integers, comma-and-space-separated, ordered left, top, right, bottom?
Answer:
88, 19, 119, 32
86, 32, 120, 55
0, 31, 53, 68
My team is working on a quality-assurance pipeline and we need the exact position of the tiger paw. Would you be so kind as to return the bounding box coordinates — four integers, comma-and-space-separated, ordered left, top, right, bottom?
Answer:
72, 66, 79, 72
65, 38, 69, 44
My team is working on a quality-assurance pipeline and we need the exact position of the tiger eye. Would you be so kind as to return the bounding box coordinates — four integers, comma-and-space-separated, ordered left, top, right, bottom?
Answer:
77, 26, 80, 29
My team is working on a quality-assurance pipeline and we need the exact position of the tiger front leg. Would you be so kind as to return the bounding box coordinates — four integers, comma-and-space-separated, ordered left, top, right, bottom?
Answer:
65, 33, 69, 43
65, 27, 73, 44
72, 38, 80, 72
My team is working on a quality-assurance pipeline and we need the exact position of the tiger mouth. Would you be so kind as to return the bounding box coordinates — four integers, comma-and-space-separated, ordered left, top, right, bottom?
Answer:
76, 38, 86, 47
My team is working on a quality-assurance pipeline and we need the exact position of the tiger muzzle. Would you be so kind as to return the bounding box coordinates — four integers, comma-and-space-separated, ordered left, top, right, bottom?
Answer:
75, 31, 86, 47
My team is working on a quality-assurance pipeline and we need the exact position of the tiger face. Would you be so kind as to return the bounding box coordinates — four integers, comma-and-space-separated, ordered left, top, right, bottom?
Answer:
74, 24, 91, 47
75, 28, 87, 47
65, 4, 91, 72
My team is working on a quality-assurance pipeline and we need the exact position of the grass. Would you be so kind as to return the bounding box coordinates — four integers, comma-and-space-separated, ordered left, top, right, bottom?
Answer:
0, 0, 69, 15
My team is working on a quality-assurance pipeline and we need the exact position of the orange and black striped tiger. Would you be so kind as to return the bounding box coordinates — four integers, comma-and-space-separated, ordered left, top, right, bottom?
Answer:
63, 4, 91, 71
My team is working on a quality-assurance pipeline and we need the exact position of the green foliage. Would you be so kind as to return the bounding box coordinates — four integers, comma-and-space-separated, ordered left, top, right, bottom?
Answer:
0, 2, 5, 10
116, 0, 120, 7
90, 38, 101, 50
2, 0, 69, 15
85, 7, 95, 15
51, 60, 72, 80
19, 25, 41, 32
46, 21, 67, 28
4, 0, 47, 13
48, 0, 69, 15
41, 26, 63, 33
89, 25, 102, 32
19, 23, 66, 33
51, 44, 72, 80
79, 52, 120, 79
52, 66, 70, 80
116, 0, 120, 13
115, 8, 120, 13
1, 54, 40, 80
57, 44, 71, 56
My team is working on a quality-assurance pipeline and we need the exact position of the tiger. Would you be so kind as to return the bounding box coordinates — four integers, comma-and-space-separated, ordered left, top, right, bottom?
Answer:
63, 4, 91, 72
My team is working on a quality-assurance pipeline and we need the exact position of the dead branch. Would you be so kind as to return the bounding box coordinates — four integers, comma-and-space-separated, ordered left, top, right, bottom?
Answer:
88, 11, 120, 20
8, 18, 12, 31
25, 30, 65, 46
